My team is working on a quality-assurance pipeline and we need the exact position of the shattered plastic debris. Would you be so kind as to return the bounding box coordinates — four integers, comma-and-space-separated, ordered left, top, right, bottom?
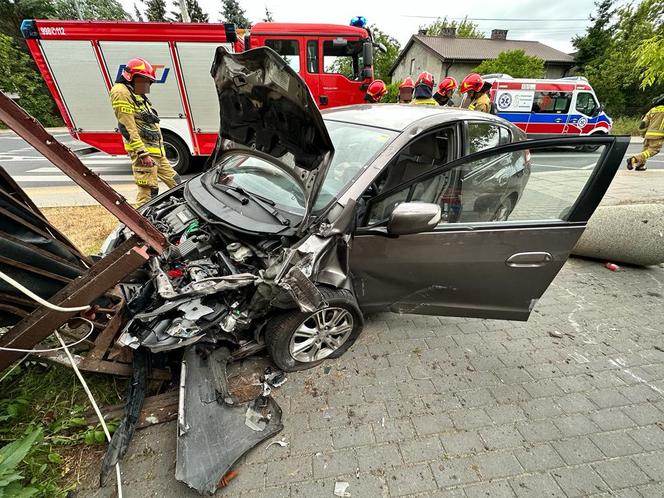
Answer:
605, 262, 621, 271
549, 330, 564, 339
263, 367, 287, 388
334, 481, 351, 497
244, 397, 272, 431
265, 438, 288, 450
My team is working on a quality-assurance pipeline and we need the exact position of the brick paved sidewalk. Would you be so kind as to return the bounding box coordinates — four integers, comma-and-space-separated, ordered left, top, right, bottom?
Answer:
79, 257, 664, 498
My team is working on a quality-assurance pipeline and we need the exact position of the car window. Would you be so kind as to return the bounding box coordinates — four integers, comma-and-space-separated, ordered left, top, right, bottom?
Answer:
468, 123, 501, 154
323, 39, 363, 80
265, 39, 300, 73
576, 92, 598, 116
363, 144, 609, 226
366, 128, 455, 223
531, 92, 572, 114
313, 121, 397, 210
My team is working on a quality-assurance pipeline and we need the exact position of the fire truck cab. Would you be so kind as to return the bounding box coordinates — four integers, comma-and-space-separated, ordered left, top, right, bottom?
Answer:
485, 75, 612, 138
21, 19, 375, 173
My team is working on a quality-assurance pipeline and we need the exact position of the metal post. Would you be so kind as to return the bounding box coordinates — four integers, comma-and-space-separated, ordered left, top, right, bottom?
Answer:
179, 0, 191, 22
0, 91, 170, 255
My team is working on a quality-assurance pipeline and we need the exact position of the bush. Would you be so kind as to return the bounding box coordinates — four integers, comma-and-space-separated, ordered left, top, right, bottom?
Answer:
611, 116, 642, 136
384, 82, 400, 103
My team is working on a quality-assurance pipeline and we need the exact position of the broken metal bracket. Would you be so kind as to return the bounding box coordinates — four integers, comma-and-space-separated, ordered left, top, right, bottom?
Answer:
0, 237, 149, 371
0, 91, 169, 255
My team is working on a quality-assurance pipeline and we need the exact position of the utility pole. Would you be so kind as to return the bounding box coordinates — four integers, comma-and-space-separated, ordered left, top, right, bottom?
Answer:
178, 0, 191, 22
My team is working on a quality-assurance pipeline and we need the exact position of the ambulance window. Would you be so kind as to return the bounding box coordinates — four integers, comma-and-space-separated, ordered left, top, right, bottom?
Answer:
532, 92, 572, 114
307, 41, 319, 73
576, 92, 598, 116
265, 40, 300, 73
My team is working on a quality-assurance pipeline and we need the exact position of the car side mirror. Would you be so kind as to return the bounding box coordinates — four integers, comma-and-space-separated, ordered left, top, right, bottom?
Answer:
387, 202, 442, 236
591, 105, 602, 117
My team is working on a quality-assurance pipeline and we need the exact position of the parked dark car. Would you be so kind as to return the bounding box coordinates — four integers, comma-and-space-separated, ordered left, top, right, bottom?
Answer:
104, 47, 628, 374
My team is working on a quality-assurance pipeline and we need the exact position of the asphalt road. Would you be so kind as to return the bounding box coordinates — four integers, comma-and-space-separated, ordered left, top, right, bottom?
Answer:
0, 132, 661, 190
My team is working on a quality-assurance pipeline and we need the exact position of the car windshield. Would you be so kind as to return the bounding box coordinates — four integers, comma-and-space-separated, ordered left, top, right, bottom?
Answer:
212, 121, 396, 215
314, 121, 396, 210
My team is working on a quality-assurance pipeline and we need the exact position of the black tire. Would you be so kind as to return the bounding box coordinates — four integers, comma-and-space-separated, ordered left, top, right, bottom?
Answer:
162, 132, 191, 174
265, 287, 364, 372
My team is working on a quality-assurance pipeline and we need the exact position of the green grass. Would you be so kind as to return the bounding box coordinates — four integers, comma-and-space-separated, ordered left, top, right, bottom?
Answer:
611, 116, 642, 136
0, 361, 125, 497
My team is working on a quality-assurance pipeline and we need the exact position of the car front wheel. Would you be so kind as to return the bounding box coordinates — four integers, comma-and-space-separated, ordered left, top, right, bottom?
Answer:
265, 288, 364, 372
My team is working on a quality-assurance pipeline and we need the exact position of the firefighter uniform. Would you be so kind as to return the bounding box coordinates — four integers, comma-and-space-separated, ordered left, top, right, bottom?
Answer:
109, 82, 179, 204
628, 104, 664, 170
411, 97, 439, 106
468, 93, 491, 113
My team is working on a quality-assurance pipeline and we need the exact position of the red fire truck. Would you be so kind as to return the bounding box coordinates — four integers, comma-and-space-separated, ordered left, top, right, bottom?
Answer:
21, 19, 375, 173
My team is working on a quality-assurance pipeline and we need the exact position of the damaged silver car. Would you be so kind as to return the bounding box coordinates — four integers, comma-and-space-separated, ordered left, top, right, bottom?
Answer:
105, 46, 628, 373
98, 47, 627, 493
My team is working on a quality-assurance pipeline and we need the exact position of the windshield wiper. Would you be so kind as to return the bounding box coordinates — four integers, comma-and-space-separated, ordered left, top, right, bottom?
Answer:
214, 183, 291, 226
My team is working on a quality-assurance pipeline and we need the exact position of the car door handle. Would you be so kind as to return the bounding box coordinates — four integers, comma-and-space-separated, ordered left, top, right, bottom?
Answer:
506, 252, 553, 268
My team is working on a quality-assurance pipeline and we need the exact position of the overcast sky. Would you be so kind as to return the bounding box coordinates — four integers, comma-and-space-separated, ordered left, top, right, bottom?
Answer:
121, 0, 612, 53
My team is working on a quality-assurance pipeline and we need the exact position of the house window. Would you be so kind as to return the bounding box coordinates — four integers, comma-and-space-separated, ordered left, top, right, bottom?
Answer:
409, 58, 415, 74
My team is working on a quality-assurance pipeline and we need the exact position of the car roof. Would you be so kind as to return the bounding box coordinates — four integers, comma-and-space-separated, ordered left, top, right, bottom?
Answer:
321, 103, 518, 133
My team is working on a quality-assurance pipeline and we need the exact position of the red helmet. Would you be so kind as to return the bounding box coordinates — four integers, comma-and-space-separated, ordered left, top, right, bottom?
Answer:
416, 71, 434, 89
460, 73, 484, 94
399, 77, 415, 89
121, 58, 157, 82
437, 76, 458, 94
366, 79, 387, 100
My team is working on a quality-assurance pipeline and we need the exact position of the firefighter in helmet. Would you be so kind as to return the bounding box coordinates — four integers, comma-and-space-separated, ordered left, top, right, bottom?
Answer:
460, 73, 491, 113
398, 77, 414, 104
433, 76, 458, 106
411, 71, 437, 105
365, 79, 387, 103
626, 94, 664, 171
109, 58, 180, 205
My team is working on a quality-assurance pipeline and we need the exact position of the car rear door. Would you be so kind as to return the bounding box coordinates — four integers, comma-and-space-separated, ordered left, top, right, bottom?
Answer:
350, 135, 629, 320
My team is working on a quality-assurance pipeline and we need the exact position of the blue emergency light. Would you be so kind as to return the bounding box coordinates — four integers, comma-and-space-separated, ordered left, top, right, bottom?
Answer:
350, 16, 368, 28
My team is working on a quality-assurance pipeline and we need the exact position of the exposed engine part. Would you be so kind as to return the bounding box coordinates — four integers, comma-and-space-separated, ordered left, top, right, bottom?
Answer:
227, 242, 253, 263
178, 235, 212, 259
163, 204, 197, 235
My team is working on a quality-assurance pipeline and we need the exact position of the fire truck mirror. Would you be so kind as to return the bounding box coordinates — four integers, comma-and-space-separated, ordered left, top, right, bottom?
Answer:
363, 41, 373, 67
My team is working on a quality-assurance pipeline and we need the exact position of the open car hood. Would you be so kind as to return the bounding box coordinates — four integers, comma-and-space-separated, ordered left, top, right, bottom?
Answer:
211, 47, 335, 231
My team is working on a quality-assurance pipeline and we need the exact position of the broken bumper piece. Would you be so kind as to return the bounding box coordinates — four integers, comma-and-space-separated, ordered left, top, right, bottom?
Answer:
175, 346, 283, 495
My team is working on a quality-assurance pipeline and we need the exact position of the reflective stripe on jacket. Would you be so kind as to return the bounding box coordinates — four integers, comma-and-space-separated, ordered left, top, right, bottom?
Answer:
642, 105, 664, 139
110, 83, 164, 157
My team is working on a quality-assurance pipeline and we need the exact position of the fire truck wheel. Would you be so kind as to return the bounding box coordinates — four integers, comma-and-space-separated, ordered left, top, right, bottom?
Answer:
162, 132, 191, 174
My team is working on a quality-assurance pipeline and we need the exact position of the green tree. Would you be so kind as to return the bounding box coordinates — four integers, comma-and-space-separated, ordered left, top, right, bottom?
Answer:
220, 0, 249, 27
572, 0, 615, 70
472, 49, 545, 78
372, 25, 400, 82
262, 6, 273, 22
420, 16, 485, 38
0, 0, 56, 40
144, 0, 167, 21
580, 0, 664, 115
634, 35, 664, 88
54, 0, 129, 20
171, 0, 208, 22
0, 33, 61, 126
